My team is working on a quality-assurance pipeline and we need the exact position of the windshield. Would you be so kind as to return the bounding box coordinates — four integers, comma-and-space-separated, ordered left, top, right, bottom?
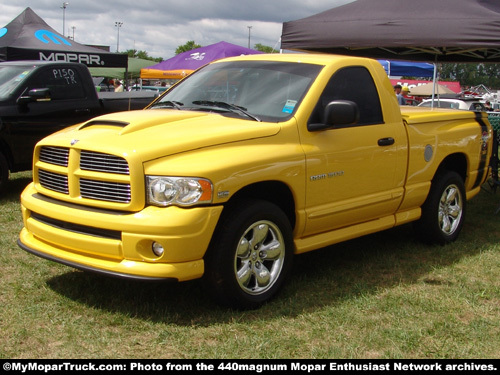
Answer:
0, 65, 34, 100
150, 60, 323, 122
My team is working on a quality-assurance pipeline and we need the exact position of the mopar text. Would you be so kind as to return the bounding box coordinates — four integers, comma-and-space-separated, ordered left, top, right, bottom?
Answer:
39, 52, 103, 65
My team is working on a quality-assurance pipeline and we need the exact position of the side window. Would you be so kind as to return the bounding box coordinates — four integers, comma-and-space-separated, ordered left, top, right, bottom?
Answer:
27, 67, 86, 100
309, 66, 383, 126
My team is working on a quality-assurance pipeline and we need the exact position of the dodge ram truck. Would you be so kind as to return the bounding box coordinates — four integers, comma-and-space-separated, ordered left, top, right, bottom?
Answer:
18, 54, 493, 309
0, 60, 157, 193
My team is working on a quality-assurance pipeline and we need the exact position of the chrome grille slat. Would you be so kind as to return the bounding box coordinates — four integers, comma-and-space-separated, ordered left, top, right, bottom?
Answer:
38, 170, 69, 194
80, 151, 129, 175
80, 179, 131, 203
39, 147, 69, 167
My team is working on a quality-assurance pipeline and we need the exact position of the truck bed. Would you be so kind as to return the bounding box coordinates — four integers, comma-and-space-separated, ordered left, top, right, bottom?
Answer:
400, 106, 488, 125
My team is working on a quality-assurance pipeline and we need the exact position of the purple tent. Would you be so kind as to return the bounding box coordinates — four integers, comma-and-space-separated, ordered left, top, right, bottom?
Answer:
141, 41, 263, 79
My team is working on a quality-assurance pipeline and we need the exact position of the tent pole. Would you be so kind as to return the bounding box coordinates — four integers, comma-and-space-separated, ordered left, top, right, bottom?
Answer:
431, 56, 438, 108
431, 64, 436, 107
273, 37, 281, 54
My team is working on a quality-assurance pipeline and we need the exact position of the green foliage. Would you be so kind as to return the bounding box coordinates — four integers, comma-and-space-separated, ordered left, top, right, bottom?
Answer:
126, 49, 163, 62
254, 43, 276, 53
440, 63, 500, 90
175, 41, 202, 55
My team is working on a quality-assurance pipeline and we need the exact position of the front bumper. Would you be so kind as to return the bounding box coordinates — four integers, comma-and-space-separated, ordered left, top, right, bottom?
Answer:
18, 183, 224, 281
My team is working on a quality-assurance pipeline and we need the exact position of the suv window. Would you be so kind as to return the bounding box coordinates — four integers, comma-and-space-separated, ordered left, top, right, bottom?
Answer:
309, 66, 384, 126
27, 66, 86, 100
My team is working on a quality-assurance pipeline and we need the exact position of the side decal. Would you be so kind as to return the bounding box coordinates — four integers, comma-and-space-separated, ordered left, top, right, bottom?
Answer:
473, 113, 490, 189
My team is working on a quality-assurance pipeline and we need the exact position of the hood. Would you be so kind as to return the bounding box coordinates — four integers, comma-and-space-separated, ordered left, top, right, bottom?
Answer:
44, 109, 281, 161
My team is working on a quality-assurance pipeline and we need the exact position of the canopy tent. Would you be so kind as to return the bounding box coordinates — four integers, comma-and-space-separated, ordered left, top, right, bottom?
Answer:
89, 58, 156, 80
390, 79, 461, 94
407, 83, 456, 96
0, 7, 127, 68
377, 60, 434, 78
141, 41, 263, 79
281, 0, 500, 63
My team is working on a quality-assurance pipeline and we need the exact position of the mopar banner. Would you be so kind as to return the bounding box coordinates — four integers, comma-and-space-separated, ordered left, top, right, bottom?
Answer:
3, 46, 128, 67
0, 7, 127, 68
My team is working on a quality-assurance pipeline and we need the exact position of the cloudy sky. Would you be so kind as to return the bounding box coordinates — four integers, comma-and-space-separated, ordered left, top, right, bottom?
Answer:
1, 0, 354, 60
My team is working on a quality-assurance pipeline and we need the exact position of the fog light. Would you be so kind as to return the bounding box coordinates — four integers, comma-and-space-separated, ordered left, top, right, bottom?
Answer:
152, 242, 165, 257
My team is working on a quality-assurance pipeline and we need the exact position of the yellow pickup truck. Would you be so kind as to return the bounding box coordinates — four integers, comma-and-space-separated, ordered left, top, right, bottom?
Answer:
18, 54, 493, 309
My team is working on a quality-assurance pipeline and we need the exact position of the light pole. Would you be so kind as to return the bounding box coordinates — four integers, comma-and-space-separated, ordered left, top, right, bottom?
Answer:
247, 26, 252, 49
61, 2, 69, 37
115, 22, 123, 52
71, 26, 76, 40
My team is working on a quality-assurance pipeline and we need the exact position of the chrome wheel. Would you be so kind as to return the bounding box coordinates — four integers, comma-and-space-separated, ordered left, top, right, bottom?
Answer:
438, 183, 463, 236
203, 199, 293, 309
235, 220, 286, 295
414, 170, 466, 244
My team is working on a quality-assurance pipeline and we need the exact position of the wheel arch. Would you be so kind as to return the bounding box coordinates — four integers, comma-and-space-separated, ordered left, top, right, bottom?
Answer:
224, 180, 296, 229
434, 152, 467, 183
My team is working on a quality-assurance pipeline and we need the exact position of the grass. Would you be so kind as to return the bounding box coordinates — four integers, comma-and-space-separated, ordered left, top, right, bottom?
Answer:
1, 171, 499, 359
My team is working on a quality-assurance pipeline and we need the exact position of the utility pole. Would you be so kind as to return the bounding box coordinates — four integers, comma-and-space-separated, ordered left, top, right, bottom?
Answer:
247, 26, 252, 49
115, 22, 123, 52
61, 2, 69, 37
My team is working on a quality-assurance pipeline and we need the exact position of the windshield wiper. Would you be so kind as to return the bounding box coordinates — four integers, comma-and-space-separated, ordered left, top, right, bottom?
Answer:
150, 100, 183, 110
192, 100, 261, 122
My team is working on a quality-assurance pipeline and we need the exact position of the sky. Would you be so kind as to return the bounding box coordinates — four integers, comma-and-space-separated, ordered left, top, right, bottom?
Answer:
0, 1, 354, 60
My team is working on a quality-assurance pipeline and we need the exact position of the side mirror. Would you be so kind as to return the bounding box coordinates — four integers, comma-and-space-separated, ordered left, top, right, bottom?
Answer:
17, 88, 52, 105
308, 100, 359, 131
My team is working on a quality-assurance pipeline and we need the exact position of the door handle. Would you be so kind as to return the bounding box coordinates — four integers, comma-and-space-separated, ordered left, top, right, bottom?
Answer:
378, 137, 395, 146
75, 108, 91, 114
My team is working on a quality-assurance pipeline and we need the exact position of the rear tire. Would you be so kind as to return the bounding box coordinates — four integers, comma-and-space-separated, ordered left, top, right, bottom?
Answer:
414, 170, 466, 244
203, 199, 294, 309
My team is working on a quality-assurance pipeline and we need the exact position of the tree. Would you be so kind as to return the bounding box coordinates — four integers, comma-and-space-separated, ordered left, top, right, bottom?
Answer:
175, 41, 202, 55
126, 49, 162, 62
439, 63, 500, 90
254, 43, 276, 53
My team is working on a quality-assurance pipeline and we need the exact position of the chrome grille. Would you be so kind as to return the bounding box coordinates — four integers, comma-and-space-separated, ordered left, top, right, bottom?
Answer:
38, 170, 69, 194
80, 151, 129, 175
36, 146, 132, 205
39, 147, 69, 167
80, 179, 131, 203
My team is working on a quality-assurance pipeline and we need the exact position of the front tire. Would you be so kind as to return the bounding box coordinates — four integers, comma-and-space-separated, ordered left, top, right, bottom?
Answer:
414, 170, 466, 244
0, 152, 9, 195
203, 199, 294, 309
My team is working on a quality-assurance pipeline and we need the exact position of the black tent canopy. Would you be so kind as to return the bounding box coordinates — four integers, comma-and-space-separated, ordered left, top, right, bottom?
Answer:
281, 0, 500, 63
0, 7, 128, 68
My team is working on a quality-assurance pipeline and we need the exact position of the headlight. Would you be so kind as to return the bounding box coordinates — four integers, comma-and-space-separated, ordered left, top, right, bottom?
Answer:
146, 176, 213, 207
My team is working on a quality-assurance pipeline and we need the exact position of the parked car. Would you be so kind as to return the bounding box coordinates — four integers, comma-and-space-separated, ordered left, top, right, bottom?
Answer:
418, 98, 486, 111
0, 61, 158, 193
